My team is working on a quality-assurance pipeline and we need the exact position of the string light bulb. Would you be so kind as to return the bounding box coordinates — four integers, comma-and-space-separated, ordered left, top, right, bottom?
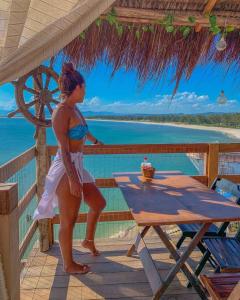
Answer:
216, 36, 227, 51
217, 90, 228, 104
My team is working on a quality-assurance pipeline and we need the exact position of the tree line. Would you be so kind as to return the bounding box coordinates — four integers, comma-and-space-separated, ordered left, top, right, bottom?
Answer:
87, 113, 240, 128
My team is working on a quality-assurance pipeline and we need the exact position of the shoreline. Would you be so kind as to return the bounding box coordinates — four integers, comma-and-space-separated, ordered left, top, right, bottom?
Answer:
87, 118, 240, 139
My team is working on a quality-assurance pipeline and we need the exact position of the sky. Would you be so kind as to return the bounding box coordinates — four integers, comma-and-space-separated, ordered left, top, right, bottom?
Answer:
0, 54, 240, 115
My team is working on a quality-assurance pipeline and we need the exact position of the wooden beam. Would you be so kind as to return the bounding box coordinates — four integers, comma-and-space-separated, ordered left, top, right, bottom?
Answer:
0, 146, 36, 182
136, 233, 163, 295
52, 211, 133, 224
101, 6, 240, 28
0, 183, 20, 300
207, 144, 219, 187
195, 0, 219, 32
18, 182, 37, 217
47, 143, 209, 156
19, 220, 38, 259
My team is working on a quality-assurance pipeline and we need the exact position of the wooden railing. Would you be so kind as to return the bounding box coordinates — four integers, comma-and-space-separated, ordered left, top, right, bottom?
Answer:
0, 146, 37, 300
47, 143, 240, 238
0, 142, 240, 299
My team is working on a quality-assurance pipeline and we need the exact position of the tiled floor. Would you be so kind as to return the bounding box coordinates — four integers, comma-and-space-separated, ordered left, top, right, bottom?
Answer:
21, 237, 211, 299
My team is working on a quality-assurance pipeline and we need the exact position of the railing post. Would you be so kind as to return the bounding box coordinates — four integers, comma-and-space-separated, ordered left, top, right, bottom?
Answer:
36, 127, 53, 251
206, 144, 219, 187
0, 182, 20, 300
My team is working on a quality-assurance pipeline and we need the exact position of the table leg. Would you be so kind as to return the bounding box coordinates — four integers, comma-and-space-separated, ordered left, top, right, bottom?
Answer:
127, 225, 150, 257
153, 224, 211, 300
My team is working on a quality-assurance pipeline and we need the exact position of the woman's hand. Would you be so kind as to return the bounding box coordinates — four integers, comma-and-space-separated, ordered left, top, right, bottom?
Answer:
95, 140, 104, 145
69, 178, 83, 197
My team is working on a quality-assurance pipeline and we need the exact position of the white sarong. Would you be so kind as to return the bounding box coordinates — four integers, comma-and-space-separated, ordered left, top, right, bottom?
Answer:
32, 149, 95, 221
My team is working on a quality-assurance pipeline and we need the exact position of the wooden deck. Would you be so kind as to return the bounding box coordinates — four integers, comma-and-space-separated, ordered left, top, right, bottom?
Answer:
20, 236, 212, 300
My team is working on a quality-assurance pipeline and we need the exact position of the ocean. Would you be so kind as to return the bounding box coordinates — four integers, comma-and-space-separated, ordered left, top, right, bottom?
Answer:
0, 118, 237, 164
0, 118, 239, 254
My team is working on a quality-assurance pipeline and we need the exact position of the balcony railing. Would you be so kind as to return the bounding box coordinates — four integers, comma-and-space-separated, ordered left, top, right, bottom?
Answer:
0, 142, 240, 299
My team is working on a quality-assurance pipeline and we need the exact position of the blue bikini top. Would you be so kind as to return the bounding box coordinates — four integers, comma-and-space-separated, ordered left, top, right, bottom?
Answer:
68, 123, 88, 140
68, 109, 89, 140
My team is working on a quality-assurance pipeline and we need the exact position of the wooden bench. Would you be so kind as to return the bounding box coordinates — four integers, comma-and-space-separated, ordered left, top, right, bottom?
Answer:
200, 273, 240, 300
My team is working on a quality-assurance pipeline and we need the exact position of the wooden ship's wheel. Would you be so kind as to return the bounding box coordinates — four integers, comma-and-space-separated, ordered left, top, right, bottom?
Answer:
8, 61, 60, 127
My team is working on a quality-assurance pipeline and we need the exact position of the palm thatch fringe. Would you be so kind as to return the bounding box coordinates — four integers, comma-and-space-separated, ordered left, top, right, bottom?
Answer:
62, 20, 240, 93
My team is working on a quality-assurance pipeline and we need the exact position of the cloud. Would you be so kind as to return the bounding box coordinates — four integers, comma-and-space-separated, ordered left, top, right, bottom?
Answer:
0, 98, 16, 111
77, 92, 240, 114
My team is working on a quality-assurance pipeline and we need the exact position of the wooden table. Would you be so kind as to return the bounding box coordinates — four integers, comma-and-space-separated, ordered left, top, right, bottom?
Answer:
113, 171, 240, 300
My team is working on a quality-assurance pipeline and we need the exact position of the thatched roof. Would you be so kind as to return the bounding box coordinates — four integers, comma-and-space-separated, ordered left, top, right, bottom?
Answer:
62, 0, 240, 93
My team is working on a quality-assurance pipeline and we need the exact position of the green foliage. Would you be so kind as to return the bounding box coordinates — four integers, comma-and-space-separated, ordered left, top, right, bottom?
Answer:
148, 25, 154, 33
161, 15, 175, 33
166, 25, 174, 33
188, 16, 196, 24
80, 31, 85, 39
135, 29, 141, 40
179, 26, 191, 37
89, 12, 237, 40
209, 15, 221, 35
95, 18, 102, 27
106, 8, 117, 25
142, 25, 148, 32
116, 24, 123, 37
226, 25, 235, 33
87, 113, 240, 129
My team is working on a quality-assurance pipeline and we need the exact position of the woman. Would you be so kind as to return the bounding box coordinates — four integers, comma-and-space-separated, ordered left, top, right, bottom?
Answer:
33, 62, 106, 274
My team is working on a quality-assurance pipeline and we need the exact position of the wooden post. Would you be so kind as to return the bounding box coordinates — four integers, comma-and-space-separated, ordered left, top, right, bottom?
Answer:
206, 144, 219, 187
34, 69, 53, 251
0, 183, 20, 300
35, 126, 53, 251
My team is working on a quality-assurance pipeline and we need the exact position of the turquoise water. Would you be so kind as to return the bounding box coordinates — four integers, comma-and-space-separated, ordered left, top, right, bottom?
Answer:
0, 118, 238, 164
0, 118, 239, 252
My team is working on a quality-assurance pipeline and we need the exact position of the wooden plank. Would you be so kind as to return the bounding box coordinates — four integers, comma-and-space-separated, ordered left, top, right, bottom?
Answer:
35, 120, 53, 252
19, 220, 38, 259
192, 176, 208, 186
0, 146, 36, 182
218, 175, 240, 184
113, 172, 240, 226
51, 210, 133, 224
0, 183, 20, 300
219, 143, 240, 153
18, 182, 37, 216
206, 144, 219, 187
127, 226, 150, 257
96, 178, 118, 188
20, 238, 208, 300
101, 6, 240, 28
0, 183, 18, 214
229, 280, 240, 300
153, 225, 209, 300
136, 234, 162, 295
47, 143, 209, 156
195, 0, 219, 32
96, 176, 208, 188
200, 273, 240, 300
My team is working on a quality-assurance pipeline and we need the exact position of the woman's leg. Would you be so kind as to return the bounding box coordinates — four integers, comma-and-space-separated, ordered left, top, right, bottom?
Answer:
56, 173, 89, 273
82, 182, 106, 255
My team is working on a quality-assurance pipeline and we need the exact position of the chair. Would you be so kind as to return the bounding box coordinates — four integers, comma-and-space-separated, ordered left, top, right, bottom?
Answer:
175, 177, 233, 266
200, 273, 240, 300
193, 178, 240, 280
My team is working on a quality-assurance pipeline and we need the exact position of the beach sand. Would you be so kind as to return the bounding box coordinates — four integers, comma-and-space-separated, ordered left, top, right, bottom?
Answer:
87, 119, 240, 140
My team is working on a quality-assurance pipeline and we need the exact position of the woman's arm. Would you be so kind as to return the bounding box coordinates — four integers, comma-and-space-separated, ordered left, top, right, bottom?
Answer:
52, 107, 82, 197
86, 131, 104, 145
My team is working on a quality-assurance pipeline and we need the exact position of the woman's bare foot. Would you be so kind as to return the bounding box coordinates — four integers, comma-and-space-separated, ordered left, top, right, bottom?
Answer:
63, 261, 90, 274
82, 239, 100, 256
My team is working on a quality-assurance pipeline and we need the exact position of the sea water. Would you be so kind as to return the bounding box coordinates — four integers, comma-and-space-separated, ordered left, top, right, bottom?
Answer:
0, 118, 239, 251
